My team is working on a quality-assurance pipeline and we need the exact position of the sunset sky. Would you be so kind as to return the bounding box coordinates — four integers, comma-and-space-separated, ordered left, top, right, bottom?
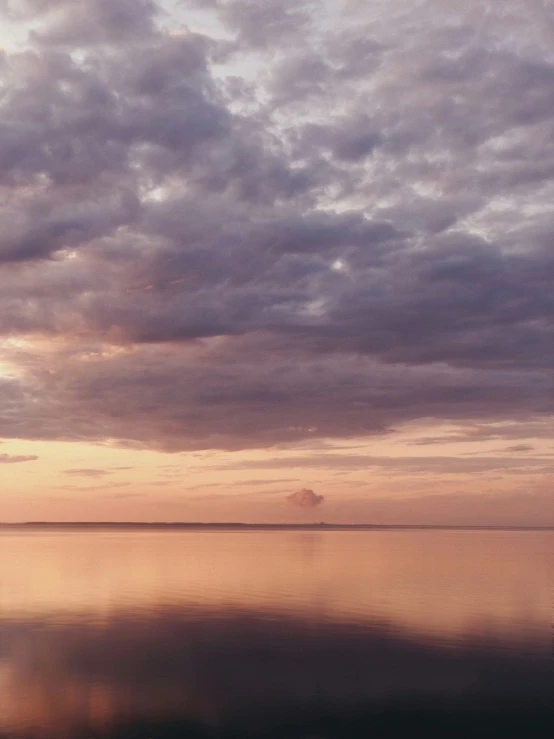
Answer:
1, 0, 554, 524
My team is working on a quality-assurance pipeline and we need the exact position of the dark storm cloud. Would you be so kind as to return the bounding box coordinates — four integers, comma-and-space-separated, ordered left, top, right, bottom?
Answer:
1, 344, 552, 451
1, 1, 554, 451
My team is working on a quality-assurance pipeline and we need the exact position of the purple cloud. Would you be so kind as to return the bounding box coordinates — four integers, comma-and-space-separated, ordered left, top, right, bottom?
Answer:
286, 488, 324, 509
0, 1, 553, 453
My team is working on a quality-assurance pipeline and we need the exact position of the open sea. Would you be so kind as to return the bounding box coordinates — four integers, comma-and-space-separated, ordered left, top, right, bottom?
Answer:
1, 525, 553, 738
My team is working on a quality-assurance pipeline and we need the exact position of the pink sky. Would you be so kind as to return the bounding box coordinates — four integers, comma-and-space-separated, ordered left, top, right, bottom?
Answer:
1, 0, 554, 524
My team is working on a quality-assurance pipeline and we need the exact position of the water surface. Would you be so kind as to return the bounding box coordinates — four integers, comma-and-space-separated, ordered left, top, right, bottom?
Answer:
1, 527, 553, 737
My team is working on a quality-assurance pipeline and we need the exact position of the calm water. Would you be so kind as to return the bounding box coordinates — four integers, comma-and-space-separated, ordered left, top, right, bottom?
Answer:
1, 527, 553, 738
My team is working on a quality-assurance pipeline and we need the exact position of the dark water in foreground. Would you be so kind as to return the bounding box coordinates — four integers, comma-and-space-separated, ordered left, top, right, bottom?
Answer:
1, 527, 553, 738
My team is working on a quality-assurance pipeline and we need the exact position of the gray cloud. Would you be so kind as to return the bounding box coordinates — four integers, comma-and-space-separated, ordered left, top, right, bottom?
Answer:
286, 488, 324, 508
219, 0, 312, 50
63, 469, 111, 477
0, 453, 38, 463
15, 0, 159, 45
0, 1, 553, 453
2, 346, 553, 451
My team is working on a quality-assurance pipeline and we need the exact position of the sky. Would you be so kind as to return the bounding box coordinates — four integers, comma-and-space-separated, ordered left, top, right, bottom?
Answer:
1, 0, 554, 524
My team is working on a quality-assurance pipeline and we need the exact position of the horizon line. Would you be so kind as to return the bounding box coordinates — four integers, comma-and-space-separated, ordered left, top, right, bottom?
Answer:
1, 521, 554, 531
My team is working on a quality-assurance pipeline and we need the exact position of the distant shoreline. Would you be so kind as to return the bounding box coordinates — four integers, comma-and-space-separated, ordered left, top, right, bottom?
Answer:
1, 522, 553, 531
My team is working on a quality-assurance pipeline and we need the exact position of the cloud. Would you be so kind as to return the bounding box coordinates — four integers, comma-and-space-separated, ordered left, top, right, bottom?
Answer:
64, 469, 110, 477
56, 481, 132, 492
408, 422, 554, 447
0, 1, 553, 453
1, 341, 553, 452
235, 478, 300, 486
286, 488, 324, 508
214, 452, 554, 477
0, 453, 38, 463
15, 0, 159, 46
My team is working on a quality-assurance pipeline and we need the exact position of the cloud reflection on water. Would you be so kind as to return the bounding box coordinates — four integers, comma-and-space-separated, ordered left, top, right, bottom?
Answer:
1, 607, 552, 739
1, 528, 553, 737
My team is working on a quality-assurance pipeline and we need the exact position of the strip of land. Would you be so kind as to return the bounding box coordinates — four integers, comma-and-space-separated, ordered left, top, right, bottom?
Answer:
1, 522, 553, 531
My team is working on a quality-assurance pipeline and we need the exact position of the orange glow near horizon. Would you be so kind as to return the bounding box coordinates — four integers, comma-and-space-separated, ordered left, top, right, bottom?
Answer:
2, 420, 554, 525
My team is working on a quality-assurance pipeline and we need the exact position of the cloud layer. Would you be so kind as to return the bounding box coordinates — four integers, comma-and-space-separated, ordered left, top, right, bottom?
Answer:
1, 0, 554, 451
